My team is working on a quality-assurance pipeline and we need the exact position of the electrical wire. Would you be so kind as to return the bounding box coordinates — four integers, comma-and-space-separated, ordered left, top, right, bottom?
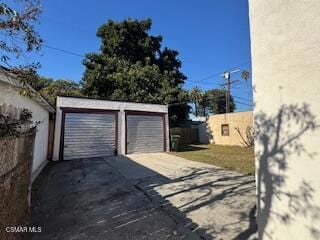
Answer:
185, 60, 251, 84
233, 95, 253, 103
1, 33, 254, 105
234, 100, 253, 107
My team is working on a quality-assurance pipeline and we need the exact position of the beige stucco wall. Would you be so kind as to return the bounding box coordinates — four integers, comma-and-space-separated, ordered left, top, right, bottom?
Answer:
0, 81, 49, 181
204, 111, 253, 146
249, 0, 320, 239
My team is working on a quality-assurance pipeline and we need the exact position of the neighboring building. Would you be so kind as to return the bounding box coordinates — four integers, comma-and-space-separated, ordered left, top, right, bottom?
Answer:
53, 96, 169, 160
199, 111, 253, 147
0, 71, 55, 181
249, 0, 320, 239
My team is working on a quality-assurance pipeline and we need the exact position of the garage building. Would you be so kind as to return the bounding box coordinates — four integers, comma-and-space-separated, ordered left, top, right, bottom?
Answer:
53, 96, 169, 160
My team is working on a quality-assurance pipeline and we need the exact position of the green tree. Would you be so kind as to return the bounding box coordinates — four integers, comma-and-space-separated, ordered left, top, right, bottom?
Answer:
189, 87, 202, 116
0, 0, 42, 82
28, 76, 53, 91
241, 70, 250, 81
189, 88, 236, 116
39, 79, 81, 106
205, 89, 236, 114
81, 19, 189, 125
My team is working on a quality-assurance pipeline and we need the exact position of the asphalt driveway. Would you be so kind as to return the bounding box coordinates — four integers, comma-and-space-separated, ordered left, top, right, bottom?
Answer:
28, 158, 201, 240
29, 153, 257, 240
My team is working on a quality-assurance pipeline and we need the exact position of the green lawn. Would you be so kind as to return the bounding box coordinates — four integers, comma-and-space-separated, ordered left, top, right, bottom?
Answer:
170, 144, 255, 175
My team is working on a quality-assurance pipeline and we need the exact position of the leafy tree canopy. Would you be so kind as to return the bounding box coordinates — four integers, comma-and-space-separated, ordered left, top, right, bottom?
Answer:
27, 76, 82, 106
0, 0, 42, 82
205, 88, 236, 114
40, 79, 81, 106
81, 19, 189, 125
28, 76, 53, 91
189, 88, 236, 116
189, 86, 203, 116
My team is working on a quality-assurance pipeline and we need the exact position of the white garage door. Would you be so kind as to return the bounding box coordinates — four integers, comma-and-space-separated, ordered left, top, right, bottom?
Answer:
126, 114, 165, 154
63, 112, 116, 160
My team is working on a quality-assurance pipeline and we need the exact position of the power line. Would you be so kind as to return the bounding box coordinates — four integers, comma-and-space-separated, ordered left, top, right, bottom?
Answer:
0, 33, 86, 58
234, 100, 253, 107
185, 60, 251, 84
2, 33, 252, 90
42, 44, 85, 58
2, 34, 254, 104
233, 95, 252, 103
31, 16, 253, 88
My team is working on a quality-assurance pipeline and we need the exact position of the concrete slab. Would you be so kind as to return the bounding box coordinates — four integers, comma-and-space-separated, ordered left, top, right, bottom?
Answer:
107, 153, 257, 240
27, 158, 203, 240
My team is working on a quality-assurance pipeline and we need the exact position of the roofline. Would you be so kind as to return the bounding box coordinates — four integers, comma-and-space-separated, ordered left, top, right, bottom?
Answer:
208, 110, 253, 116
208, 111, 253, 117
57, 95, 169, 107
0, 70, 55, 113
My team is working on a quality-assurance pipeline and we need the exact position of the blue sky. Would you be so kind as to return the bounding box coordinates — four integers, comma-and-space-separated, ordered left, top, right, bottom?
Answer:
8, 0, 253, 111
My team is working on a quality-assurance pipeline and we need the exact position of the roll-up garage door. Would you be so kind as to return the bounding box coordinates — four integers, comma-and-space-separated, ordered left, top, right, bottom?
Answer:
126, 114, 165, 154
63, 112, 116, 160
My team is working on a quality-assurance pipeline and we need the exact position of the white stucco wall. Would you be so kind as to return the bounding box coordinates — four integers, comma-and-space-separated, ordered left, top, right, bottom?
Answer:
249, 0, 320, 239
0, 81, 49, 180
53, 96, 169, 160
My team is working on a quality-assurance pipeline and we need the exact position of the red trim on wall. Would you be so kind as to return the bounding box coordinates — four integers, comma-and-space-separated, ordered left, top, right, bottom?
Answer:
115, 111, 119, 155
125, 111, 167, 154
59, 110, 66, 161
60, 107, 119, 114
59, 107, 119, 160
162, 114, 167, 152
124, 110, 167, 116
125, 113, 128, 154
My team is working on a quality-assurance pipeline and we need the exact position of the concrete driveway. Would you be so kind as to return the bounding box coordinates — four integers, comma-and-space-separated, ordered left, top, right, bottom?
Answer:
29, 153, 257, 240
107, 153, 257, 240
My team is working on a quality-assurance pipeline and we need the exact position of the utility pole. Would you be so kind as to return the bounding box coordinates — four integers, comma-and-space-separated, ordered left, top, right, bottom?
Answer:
221, 69, 240, 113
223, 71, 231, 113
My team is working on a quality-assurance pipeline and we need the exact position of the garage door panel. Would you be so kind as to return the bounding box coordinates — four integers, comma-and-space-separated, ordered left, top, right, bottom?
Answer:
127, 114, 164, 154
64, 133, 115, 138
64, 121, 113, 125
64, 148, 114, 154
64, 139, 115, 144
65, 114, 111, 119
64, 141, 116, 147
63, 113, 116, 160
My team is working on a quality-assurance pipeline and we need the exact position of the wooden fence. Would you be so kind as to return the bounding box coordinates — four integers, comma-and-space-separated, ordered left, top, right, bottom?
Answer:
170, 127, 199, 144
47, 115, 55, 160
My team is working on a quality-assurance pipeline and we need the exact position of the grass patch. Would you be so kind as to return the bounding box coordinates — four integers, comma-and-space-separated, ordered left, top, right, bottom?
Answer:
170, 144, 255, 175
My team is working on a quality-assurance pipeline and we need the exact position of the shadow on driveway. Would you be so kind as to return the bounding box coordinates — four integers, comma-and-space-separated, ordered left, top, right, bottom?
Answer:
107, 153, 257, 240
27, 157, 208, 240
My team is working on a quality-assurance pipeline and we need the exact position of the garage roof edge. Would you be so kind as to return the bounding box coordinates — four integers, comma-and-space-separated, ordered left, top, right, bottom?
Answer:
57, 95, 168, 107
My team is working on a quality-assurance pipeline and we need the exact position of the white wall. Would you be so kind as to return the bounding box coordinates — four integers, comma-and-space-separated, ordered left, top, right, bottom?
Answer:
53, 96, 169, 160
0, 81, 49, 180
249, 0, 320, 239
